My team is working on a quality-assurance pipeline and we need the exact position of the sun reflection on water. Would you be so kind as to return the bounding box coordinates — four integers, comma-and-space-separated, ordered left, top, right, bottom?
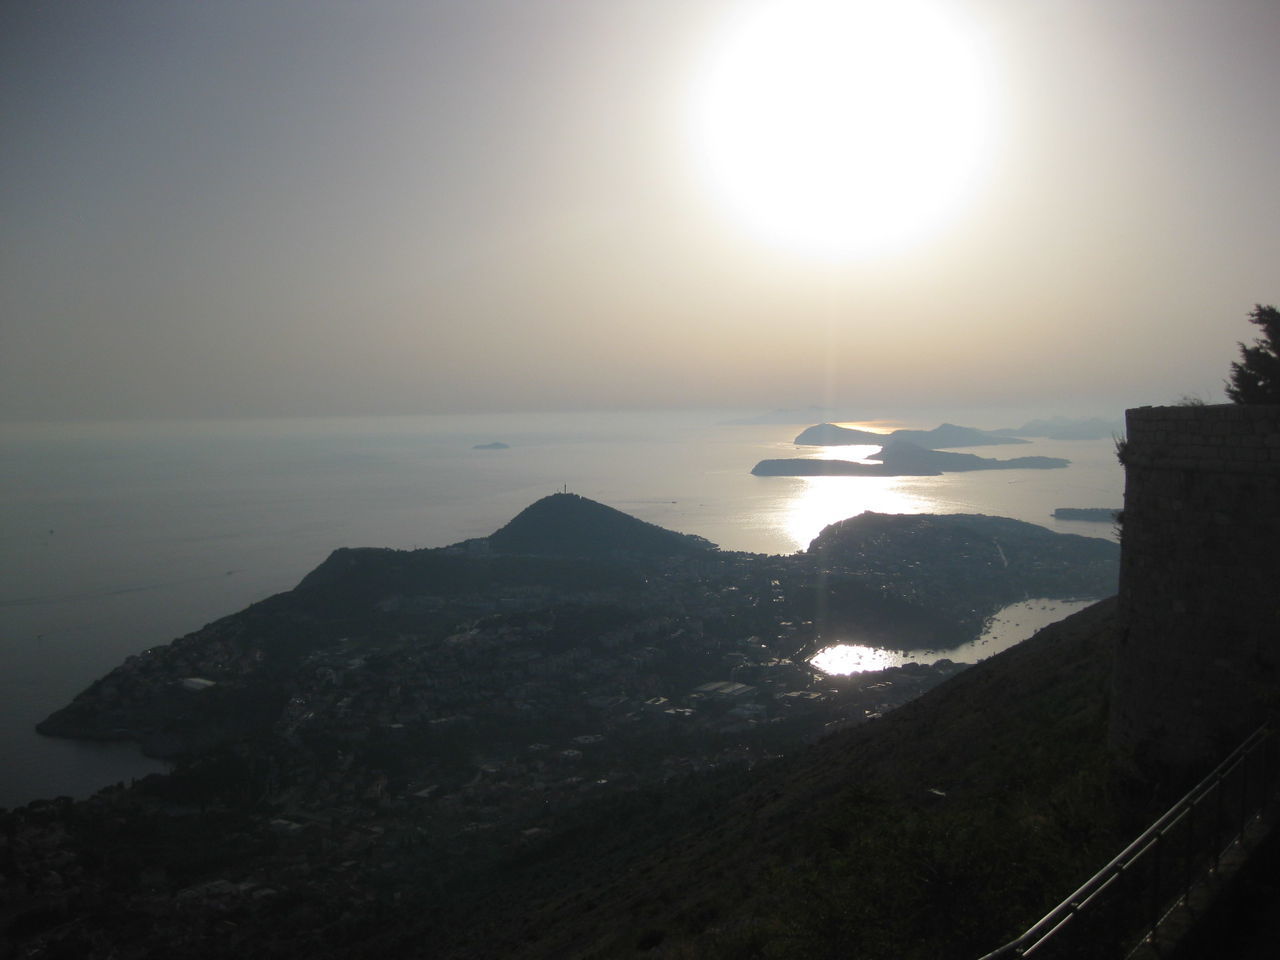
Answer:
782, 476, 933, 551
810, 644, 902, 674
804, 443, 883, 461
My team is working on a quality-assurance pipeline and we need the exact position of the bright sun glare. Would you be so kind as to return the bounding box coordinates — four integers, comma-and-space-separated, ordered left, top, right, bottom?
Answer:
690, 0, 995, 259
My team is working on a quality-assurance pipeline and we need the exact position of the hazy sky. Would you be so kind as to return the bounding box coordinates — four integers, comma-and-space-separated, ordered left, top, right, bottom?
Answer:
3, 0, 1278, 422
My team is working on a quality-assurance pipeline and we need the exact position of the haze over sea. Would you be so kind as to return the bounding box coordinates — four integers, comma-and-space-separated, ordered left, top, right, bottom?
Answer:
0, 409, 1121, 808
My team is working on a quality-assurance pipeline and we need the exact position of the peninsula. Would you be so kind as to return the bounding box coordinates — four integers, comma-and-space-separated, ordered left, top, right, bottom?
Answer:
36, 496, 1106, 757
14, 495, 1118, 960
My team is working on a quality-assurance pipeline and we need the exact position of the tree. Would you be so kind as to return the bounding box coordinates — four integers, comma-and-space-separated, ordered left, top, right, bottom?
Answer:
1225, 304, 1280, 404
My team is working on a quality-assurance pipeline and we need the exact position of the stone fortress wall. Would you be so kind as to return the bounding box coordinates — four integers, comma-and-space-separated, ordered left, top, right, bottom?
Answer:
1110, 404, 1280, 779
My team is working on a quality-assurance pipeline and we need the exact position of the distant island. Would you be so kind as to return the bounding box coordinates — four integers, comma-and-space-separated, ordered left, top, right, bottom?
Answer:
472, 441, 510, 449
789, 417, 1123, 445
753, 440, 1069, 477
753, 458, 931, 477
1053, 507, 1121, 522
996, 416, 1123, 440
792, 422, 886, 444
794, 421, 1030, 448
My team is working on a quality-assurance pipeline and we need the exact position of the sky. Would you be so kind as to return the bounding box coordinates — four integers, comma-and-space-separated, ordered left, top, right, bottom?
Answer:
3, 0, 1278, 423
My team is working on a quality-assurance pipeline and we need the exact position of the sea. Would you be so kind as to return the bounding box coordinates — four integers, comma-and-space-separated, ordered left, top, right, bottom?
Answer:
0, 409, 1123, 808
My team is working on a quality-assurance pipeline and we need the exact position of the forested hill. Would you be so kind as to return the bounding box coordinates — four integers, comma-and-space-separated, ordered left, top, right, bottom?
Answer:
486, 492, 716, 557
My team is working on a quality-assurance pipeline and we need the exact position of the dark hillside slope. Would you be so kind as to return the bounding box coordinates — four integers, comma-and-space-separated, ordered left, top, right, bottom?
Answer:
455, 598, 1126, 959
292, 546, 639, 613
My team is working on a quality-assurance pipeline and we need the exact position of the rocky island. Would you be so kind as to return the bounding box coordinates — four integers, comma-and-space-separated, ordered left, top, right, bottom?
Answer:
752, 439, 1070, 476
794, 421, 1030, 447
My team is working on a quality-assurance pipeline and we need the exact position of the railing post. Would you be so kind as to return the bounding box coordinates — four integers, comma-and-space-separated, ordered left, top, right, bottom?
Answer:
1239, 749, 1251, 840
1266, 732, 1276, 815
1183, 796, 1195, 901
1213, 767, 1225, 871
1148, 831, 1162, 934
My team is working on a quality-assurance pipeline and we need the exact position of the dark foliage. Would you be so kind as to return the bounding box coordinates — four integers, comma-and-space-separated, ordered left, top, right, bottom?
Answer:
1225, 304, 1280, 404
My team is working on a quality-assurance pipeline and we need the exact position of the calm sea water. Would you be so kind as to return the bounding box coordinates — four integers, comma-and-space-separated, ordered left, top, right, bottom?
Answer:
0, 411, 1122, 807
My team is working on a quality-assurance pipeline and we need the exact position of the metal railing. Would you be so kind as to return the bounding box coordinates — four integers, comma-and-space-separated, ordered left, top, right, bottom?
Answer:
979, 723, 1277, 959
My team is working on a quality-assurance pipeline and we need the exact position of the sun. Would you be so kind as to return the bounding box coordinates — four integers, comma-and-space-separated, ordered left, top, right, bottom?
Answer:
688, 0, 996, 260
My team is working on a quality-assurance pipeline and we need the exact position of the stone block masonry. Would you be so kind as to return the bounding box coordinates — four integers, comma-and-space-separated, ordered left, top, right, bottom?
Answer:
1110, 405, 1280, 782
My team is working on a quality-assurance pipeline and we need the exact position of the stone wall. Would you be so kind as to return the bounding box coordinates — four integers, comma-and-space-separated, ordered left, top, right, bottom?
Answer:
1110, 404, 1280, 781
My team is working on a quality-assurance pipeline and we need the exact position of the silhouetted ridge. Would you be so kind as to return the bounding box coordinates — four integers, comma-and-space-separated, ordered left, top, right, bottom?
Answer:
486, 492, 715, 557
